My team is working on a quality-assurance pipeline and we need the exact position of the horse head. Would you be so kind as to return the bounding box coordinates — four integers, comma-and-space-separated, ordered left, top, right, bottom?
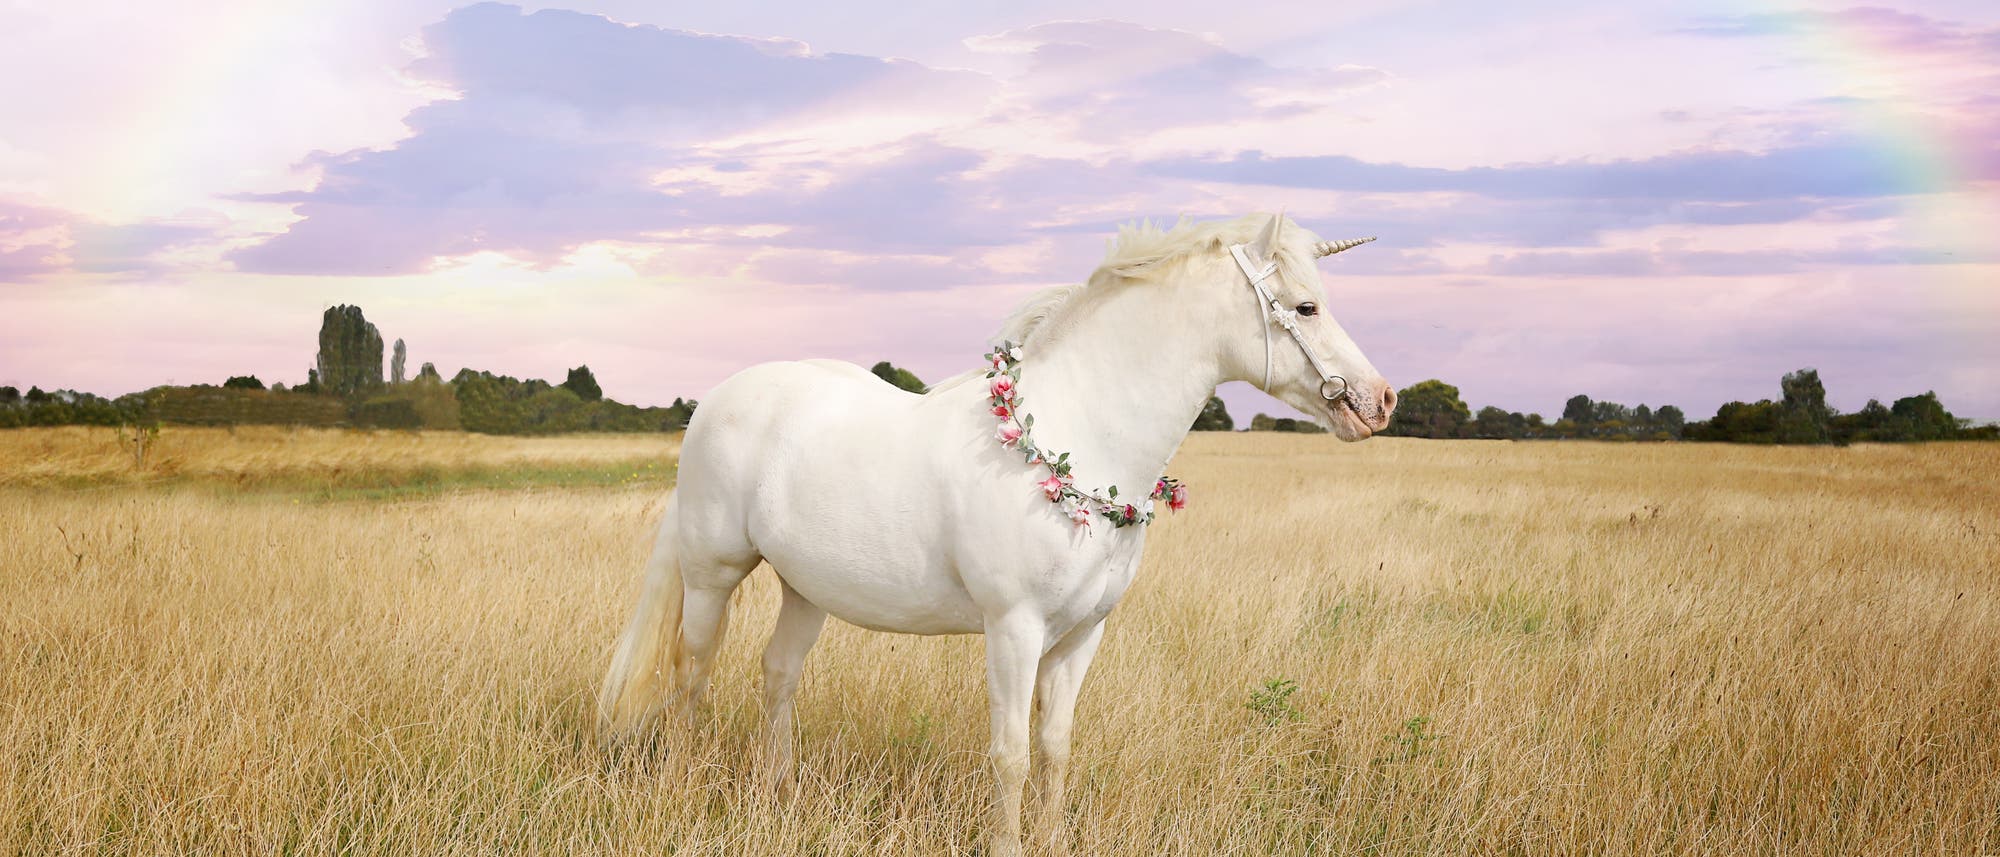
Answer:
1219, 213, 1397, 440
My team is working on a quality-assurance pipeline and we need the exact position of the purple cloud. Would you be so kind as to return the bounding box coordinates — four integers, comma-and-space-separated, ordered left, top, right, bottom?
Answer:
0, 199, 224, 282
0, 200, 67, 282
1484, 243, 1976, 278
671, 142, 1013, 253
233, 3, 992, 275
1136, 141, 1978, 256
69, 219, 222, 274
408, 3, 985, 137
972, 20, 1387, 138
234, 126, 681, 273
1147, 142, 1937, 201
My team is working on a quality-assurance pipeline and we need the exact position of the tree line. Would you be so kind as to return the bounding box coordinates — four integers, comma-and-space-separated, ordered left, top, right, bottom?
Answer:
1333, 368, 1988, 443
0, 305, 698, 434
3, 308, 1988, 444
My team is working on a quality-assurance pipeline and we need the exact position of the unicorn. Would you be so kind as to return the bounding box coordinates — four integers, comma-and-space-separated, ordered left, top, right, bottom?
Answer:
598, 212, 1394, 855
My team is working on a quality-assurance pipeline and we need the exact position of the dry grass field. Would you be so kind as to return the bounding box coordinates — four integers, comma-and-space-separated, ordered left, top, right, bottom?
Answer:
2, 426, 1996, 855
0, 425, 680, 495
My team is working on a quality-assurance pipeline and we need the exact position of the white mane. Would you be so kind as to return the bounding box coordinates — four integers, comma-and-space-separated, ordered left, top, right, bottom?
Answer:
993, 214, 1319, 350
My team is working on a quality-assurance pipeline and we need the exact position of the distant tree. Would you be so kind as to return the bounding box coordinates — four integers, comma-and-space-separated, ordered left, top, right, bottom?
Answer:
561, 365, 603, 402
1777, 368, 1832, 444
1963, 423, 2000, 441
26, 386, 49, 404
451, 367, 693, 435
1191, 395, 1234, 431
1832, 399, 1896, 442
316, 305, 384, 395
1249, 413, 1327, 433
1655, 405, 1685, 438
1890, 391, 1956, 441
222, 375, 264, 390
1689, 400, 1780, 443
391, 338, 408, 385
451, 369, 514, 433
1528, 395, 1680, 441
524, 386, 587, 432
299, 369, 322, 395
0, 386, 17, 405
1384, 380, 1471, 438
666, 397, 698, 430
1562, 394, 1595, 427
1471, 405, 1515, 439
869, 361, 927, 394
416, 362, 441, 383
1682, 371, 1954, 445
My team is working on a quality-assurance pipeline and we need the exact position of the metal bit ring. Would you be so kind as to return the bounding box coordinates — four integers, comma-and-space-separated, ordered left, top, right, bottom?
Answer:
1319, 375, 1350, 402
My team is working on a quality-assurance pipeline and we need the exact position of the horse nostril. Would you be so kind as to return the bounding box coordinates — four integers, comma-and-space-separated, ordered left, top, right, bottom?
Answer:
1380, 385, 1397, 414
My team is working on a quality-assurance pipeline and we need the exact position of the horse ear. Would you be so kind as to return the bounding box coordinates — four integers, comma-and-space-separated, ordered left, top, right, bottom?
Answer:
1249, 212, 1284, 263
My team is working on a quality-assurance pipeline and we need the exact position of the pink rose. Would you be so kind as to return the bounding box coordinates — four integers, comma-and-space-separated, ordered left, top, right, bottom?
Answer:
1039, 475, 1066, 501
990, 352, 1007, 369
1123, 503, 1138, 522
992, 403, 1011, 418
989, 376, 1015, 401
1169, 484, 1188, 511
1068, 505, 1091, 527
996, 423, 1023, 446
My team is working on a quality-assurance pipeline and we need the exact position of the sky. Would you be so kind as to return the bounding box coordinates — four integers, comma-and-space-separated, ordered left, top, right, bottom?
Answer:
2, 0, 1997, 422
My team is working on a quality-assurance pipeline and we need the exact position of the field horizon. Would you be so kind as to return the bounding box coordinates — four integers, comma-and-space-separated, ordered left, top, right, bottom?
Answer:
3, 427, 1996, 855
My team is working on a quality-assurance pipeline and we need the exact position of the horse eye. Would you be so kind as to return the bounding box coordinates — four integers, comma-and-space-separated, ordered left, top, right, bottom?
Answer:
1296, 302, 1318, 317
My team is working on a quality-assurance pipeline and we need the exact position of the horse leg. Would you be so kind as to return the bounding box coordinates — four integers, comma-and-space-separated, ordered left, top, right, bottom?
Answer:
759, 578, 826, 796
983, 613, 1045, 857
1030, 618, 1106, 851
672, 560, 752, 723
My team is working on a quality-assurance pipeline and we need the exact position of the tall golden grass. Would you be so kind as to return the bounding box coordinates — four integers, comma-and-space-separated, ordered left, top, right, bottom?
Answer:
2, 427, 1995, 855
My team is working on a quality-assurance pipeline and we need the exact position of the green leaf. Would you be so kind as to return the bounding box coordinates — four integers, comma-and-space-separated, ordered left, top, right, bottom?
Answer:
1108, 485, 1118, 499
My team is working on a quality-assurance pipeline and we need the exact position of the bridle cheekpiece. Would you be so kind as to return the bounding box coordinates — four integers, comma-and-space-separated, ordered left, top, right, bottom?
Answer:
1227, 232, 1374, 404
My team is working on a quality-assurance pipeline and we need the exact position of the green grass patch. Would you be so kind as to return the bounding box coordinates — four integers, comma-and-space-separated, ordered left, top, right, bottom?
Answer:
287, 460, 677, 501
25, 459, 677, 501
1421, 585, 1594, 639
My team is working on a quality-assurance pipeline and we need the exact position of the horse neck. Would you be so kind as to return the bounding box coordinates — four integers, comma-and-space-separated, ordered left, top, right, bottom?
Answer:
1015, 283, 1224, 494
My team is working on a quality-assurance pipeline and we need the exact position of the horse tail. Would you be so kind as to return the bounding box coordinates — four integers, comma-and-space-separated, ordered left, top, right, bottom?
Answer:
597, 493, 686, 743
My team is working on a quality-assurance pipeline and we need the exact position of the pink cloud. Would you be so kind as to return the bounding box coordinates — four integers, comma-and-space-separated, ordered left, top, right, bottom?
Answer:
0, 200, 68, 282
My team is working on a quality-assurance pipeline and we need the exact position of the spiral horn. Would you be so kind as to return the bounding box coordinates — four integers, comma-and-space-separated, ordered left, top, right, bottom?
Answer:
1312, 236, 1377, 258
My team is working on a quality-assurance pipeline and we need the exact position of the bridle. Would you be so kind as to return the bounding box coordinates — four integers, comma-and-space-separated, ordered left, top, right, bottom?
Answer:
1228, 242, 1352, 404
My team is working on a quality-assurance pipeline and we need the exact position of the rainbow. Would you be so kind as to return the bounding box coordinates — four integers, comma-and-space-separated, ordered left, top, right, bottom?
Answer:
1790, 7, 2000, 322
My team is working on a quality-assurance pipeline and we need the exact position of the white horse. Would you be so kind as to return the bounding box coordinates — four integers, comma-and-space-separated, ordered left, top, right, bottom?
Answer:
598, 212, 1395, 855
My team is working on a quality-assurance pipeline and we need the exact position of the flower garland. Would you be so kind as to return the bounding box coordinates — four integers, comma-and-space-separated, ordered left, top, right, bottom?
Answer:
985, 340, 1187, 529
